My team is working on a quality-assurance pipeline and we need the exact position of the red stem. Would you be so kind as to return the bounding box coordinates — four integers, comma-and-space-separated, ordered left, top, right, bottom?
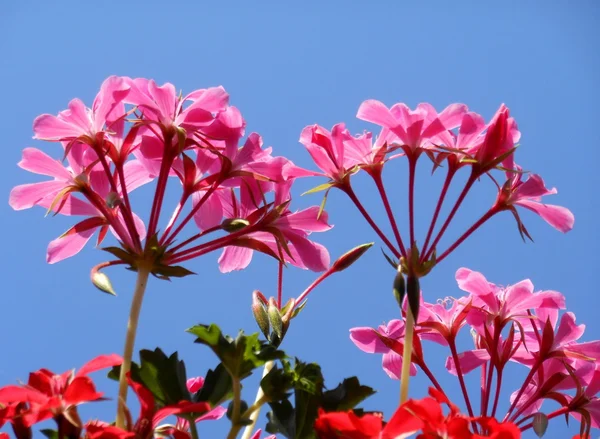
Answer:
167, 226, 222, 254
277, 262, 284, 309
482, 359, 495, 417
371, 169, 407, 258
116, 163, 142, 250
449, 340, 478, 423
147, 133, 174, 238
490, 368, 503, 418
159, 193, 190, 246
421, 167, 455, 261
435, 208, 498, 264
407, 156, 417, 247
81, 189, 130, 247
342, 185, 401, 260
480, 363, 487, 416
422, 172, 477, 262
166, 224, 258, 264
504, 360, 542, 422
519, 406, 569, 432
418, 361, 447, 397
162, 182, 219, 247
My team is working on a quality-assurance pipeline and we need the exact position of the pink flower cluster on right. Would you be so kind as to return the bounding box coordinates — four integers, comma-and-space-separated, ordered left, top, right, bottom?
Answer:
351, 268, 599, 438
300, 100, 574, 270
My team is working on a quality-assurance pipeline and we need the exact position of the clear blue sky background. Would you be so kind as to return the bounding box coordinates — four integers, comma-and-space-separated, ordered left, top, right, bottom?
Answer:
1, 2, 598, 438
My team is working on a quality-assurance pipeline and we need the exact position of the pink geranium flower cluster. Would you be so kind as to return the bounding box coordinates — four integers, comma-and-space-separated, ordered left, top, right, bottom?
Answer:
9, 76, 330, 275
300, 100, 574, 272
350, 269, 599, 438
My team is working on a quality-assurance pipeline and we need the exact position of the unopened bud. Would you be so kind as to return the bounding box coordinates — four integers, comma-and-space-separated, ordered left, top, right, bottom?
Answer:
106, 191, 122, 208
91, 271, 116, 296
268, 298, 283, 341
532, 412, 548, 437
252, 291, 270, 339
406, 275, 420, 320
331, 243, 374, 272
221, 218, 250, 233
393, 269, 406, 309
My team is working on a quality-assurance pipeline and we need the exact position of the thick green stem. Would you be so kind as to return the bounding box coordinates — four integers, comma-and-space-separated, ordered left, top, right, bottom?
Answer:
400, 308, 415, 403
189, 419, 200, 439
115, 267, 151, 429
226, 378, 243, 439
241, 361, 274, 439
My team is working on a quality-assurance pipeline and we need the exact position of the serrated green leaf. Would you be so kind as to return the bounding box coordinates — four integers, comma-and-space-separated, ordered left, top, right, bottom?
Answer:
322, 377, 376, 411
187, 324, 285, 379
195, 363, 233, 406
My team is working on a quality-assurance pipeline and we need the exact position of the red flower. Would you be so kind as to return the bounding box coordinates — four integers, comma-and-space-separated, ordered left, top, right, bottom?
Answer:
314, 409, 384, 439
0, 355, 122, 428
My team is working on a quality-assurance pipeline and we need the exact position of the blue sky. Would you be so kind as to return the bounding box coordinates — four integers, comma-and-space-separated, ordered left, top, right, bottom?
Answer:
0, 2, 598, 438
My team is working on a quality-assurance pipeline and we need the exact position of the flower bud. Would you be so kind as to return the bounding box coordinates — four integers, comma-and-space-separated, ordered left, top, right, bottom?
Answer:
252, 290, 270, 340
268, 297, 283, 341
532, 412, 548, 437
221, 218, 250, 233
106, 191, 122, 208
331, 243, 374, 272
406, 275, 420, 320
91, 270, 116, 296
393, 269, 406, 309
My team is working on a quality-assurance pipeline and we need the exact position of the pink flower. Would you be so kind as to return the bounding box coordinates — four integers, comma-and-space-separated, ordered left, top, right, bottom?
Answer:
455, 268, 565, 332
123, 77, 229, 131
350, 320, 417, 380
356, 100, 467, 151
497, 171, 575, 234
216, 180, 331, 273
9, 147, 151, 263
249, 429, 277, 439
472, 104, 520, 172
33, 76, 130, 143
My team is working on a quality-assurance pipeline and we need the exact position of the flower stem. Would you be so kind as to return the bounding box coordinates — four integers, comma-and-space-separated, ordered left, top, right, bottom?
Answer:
371, 170, 407, 257
277, 263, 284, 309
240, 361, 274, 439
519, 406, 569, 432
491, 368, 503, 418
226, 378, 243, 439
400, 307, 415, 403
421, 168, 455, 261
422, 173, 476, 262
189, 420, 200, 439
449, 340, 477, 421
342, 185, 401, 260
407, 156, 417, 246
504, 360, 542, 422
435, 208, 498, 264
116, 266, 151, 429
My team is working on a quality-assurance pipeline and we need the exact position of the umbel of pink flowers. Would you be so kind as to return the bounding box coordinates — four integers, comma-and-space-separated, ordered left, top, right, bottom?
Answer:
350, 269, 600, 437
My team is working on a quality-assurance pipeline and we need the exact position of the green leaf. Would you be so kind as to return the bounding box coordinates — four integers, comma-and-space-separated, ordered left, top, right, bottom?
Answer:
301, 182, 333, 196
40, 430, 59, 439
187, 324, 286, 379
196, 363, 233, 406
321, 377, 376, 411
101, 246, 136, 265
152, 264, 196, 279
266, 400, 296, 439
108, 348, 189, 407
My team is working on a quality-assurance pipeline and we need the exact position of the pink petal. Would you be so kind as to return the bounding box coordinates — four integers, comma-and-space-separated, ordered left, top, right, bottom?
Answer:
77, 354, 123, 377
196, 405, 227, 422
437, 103, 468, 130
285, 232, 330, 272
92, 76, 130, 133
121, 159, 154, 193
514, 174, 556, 199
183, 86, 229, 113
46, 226, 97, 264
555, 312, 585, 347
276, 206, 332, 233
18, 148, 71, 179
382, 351, 417, 380
193, 190, 223, 231
37, 195, 98, 216
148, 80, 177, 123
445, 349, 490, 375
299, 125, 338, 177
218, 246, 253, 273
349, 327, 389, 354
187, 377, 205, 393
9, 181, 66, 210
455, 268, 493, 296
457, 112, 486, 150
514, 199, 574, 233
356, 100, 398, 128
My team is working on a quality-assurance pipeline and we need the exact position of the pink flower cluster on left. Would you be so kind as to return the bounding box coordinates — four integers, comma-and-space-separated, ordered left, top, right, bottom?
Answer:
9, 76, 331, 277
